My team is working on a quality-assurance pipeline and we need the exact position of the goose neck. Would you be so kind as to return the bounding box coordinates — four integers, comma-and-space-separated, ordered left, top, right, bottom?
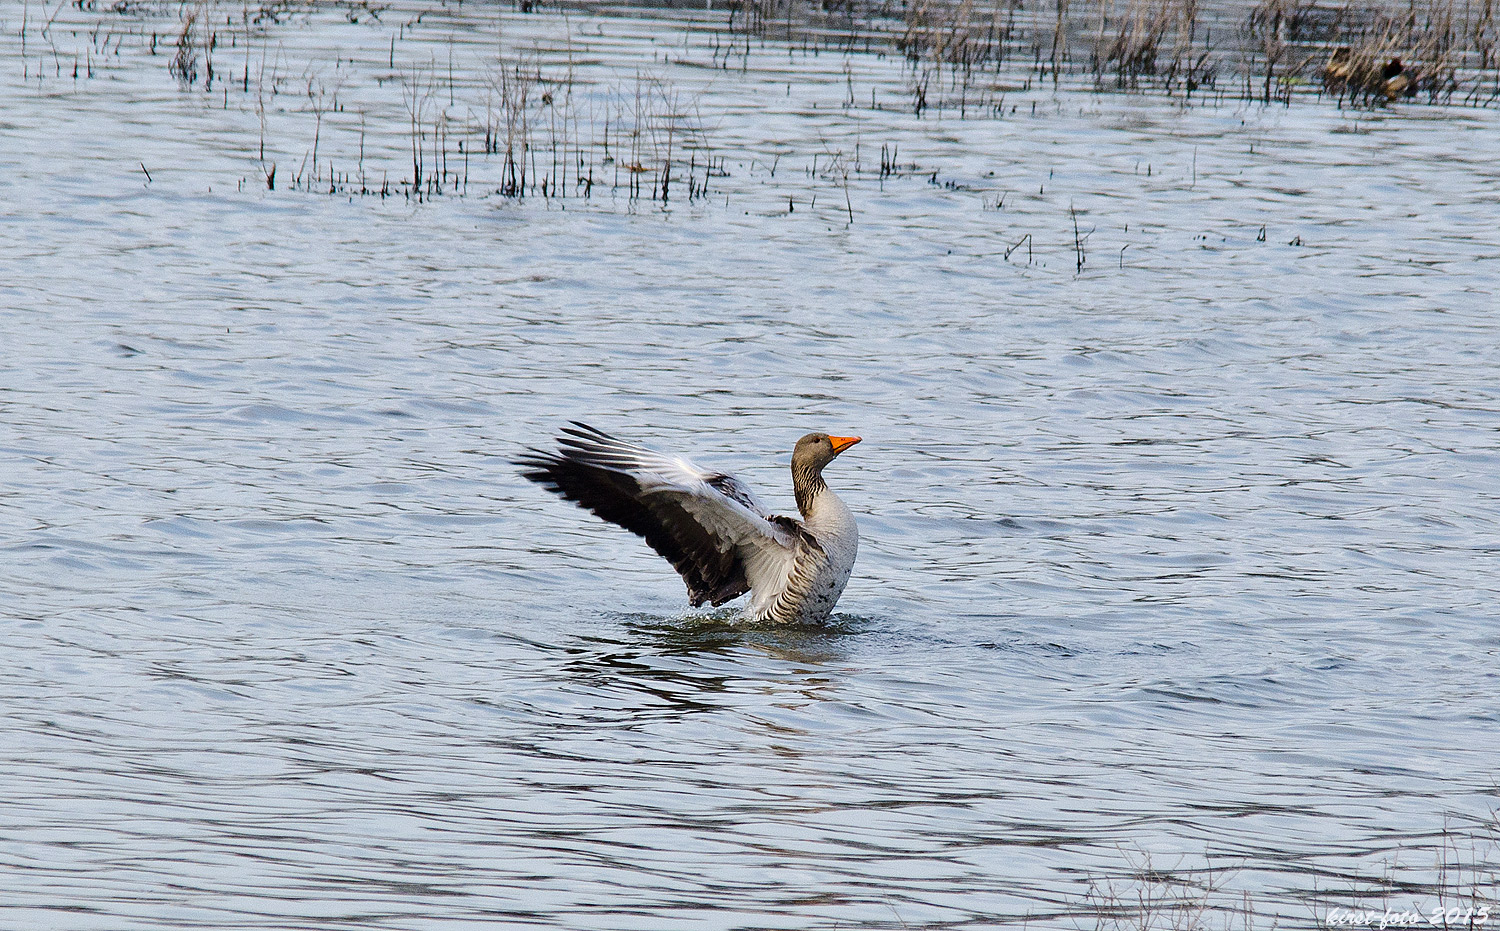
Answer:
792, 464, 827, 517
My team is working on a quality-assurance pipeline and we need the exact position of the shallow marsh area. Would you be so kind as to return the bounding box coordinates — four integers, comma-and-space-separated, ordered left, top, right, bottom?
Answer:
3, 0, 1500, 927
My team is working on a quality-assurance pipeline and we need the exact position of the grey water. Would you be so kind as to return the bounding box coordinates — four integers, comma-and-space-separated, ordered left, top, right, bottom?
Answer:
3, 1, 1500, 927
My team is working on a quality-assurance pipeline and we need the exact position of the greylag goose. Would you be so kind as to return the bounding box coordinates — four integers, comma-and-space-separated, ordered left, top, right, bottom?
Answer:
1322, 47, 1416, 101
1379, 58, 1412, 100
518, 424, 862, 624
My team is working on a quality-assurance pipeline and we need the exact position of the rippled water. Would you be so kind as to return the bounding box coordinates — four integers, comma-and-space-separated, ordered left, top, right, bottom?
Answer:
4, 1, 1500, 927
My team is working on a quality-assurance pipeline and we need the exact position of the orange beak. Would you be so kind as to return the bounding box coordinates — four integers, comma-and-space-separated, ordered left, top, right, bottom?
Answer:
829, 435, 862, 455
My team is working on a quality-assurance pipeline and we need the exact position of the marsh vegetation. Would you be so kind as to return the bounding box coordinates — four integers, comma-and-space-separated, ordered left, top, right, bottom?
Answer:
16, 0, 1499, 212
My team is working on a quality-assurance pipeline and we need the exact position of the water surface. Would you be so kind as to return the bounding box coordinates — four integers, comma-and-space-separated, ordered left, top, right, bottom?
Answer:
3, 2, 1500, 927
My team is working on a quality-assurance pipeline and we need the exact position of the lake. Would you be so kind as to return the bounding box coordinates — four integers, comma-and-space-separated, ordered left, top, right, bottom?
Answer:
3, 0, 1499, 927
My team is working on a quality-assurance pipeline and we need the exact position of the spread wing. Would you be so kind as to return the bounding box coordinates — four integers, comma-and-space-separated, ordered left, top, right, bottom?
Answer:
517, 423, 798, 607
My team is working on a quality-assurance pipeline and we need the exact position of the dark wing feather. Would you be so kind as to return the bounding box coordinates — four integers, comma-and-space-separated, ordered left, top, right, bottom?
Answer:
517, 426, 752, 606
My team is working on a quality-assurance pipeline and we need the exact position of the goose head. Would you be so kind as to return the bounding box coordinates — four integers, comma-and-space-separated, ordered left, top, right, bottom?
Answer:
792, 433, 861, 477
